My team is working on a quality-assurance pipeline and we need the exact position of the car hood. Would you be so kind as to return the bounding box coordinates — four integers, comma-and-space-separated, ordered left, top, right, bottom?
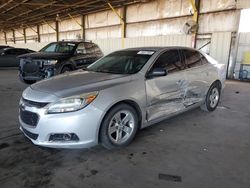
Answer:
30, 70, 132, 99
18, 52, 71, 60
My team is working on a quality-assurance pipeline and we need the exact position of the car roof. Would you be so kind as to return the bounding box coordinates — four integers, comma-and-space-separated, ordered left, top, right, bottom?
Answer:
52, 41, 93, 44
123, 46, 199, 52
3, 47, 30, 50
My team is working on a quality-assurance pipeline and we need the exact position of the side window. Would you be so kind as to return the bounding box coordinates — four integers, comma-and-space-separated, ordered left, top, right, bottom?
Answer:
43, 43, 56, 52
93, 44, 103, 56
84, 43, 95, 55
151, 50, 184, 74
183, 50, 202, 68
5, 49, 18, 55
76, 43, 86, 54
16, 49, 29, 55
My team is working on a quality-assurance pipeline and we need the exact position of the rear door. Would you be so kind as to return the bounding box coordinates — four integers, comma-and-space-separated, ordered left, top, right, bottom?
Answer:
73, 43, 98, 68
181, 49, 210, 106
84, 43, 99, 65
73, 43, 88, 67
145, 49, 188, 122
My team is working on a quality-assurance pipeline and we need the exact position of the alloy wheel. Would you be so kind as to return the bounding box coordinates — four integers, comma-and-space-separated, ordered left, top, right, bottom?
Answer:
108, 110, 135, 144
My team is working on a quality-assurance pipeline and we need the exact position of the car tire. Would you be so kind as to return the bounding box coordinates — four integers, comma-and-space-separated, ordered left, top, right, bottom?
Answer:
201, 82, 221, 112
61, 66, 72, 73
100, 103, 139, 149
22, 79, 36, 85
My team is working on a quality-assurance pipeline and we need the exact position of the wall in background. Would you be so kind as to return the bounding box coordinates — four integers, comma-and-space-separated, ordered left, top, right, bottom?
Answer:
0, 0, 244, 78
0, 0, 240, 43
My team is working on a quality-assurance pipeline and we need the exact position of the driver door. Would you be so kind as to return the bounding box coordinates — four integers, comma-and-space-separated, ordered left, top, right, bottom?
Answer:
145, 49, 187, 122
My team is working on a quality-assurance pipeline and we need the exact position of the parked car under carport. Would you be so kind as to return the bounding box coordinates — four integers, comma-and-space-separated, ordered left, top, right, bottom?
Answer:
0, 48, 34, 67
0, 45, 13, 50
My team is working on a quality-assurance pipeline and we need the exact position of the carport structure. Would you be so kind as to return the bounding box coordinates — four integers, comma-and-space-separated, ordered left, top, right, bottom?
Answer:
0, 0, 136, 43
1, 0, 249, 78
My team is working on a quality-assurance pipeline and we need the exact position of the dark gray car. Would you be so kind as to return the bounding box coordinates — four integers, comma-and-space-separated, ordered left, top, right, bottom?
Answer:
0, 45, 13, 50
0, 48, 34, 67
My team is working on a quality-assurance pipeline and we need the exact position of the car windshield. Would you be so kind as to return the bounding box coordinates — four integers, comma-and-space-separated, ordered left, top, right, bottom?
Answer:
40, 42, 76, 53
87, 50, 155, 74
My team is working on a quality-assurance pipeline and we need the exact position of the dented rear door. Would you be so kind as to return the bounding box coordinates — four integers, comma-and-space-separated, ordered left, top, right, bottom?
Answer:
180, 49, 211, 107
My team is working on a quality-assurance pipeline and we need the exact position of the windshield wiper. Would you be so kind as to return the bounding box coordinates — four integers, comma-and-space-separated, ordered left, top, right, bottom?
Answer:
91, 69, 122, 74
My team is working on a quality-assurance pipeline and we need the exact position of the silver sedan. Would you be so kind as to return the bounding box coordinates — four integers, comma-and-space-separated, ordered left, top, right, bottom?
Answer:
19, 47, 226, 149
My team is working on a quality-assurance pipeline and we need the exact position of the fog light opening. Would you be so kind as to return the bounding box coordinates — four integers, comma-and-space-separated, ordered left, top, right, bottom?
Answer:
49, 133, 79, 142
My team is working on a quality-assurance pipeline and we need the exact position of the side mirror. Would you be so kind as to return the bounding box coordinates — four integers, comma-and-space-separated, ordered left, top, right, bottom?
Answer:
1, 52, 5, 56
147, 67, 167, 78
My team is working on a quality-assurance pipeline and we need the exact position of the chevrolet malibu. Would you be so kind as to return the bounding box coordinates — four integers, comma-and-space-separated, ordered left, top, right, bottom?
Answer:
19, 47, 225, 149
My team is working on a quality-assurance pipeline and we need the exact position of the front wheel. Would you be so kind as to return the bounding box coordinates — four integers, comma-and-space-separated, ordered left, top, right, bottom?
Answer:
100, 103, 139, 149
61, 66, 72, 73
201, 82, 221, 112
21, 79, 36, 85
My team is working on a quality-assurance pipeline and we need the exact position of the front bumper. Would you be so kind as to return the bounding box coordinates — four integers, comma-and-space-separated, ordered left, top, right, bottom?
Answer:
19, 103, 104, 149
19, 60, 57, 81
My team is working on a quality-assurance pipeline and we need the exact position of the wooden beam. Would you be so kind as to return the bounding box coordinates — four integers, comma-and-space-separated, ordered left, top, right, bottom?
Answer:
0, 0, 14, 9
37, 25, 40, 42
23, 28, 27, 43
12, 29, 16, 44
68, 13, 82, 27
42, 20, 56, 31
122, 6, 127, 38
2, 0, 29, 14
81, 15, 85, 40
55, 21, 59, 42
6, 0, 95, 22
6, 1, 58, 21
190, 0, 200, 48
18, 2, 82, 7
4, 32, 7, 44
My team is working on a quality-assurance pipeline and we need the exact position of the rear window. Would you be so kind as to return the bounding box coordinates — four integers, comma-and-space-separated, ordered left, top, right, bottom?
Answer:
182, 50, 202, 68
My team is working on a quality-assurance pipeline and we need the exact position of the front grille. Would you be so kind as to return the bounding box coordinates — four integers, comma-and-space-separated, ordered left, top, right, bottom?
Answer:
20, 109, 39, 127
22, 126, 38, 140
22, 98, 49, 108
23, 62, 40, 74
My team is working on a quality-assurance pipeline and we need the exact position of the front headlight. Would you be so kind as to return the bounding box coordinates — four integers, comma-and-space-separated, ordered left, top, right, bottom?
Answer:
44, 60, 58, 66
46, 91, 98, 114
